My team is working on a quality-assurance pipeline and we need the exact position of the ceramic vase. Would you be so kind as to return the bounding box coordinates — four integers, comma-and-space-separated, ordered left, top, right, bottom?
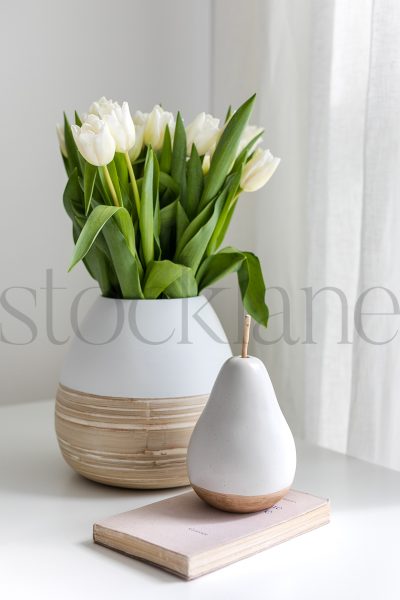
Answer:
55, 295, 232, 489
187, 355, 296, 512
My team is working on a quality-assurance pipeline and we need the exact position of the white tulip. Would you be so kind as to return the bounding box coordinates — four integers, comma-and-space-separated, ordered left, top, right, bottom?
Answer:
237, 125, 264, 156
71, 114, 116, 167
102, 103, 135, 153
144, 105, 175, 151
89, 96, 114, 117
186, 112, 220, 156
88, 97, 135, 153
240, 148, 280, 192
129, 110, 149, 161
56, 123, 67, 157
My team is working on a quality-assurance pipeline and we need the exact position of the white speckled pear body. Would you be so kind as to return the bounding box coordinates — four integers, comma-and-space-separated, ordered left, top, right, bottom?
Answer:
187, 356, 296, 498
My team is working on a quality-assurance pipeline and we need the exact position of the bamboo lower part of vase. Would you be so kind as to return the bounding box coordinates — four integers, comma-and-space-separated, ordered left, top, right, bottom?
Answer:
55, 384, 208, 489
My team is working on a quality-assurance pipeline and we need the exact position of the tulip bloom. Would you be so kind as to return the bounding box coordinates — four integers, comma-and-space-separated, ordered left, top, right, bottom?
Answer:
186, 112, 220, 156
56, 124, 67, 157
89, 97, 135, 153
240, 148, 280, 192
71, 115, 116, 167
237, 125, 264, 156
144, 105, 175, 151
129, 111, 148, 161
89, 96, 114, 116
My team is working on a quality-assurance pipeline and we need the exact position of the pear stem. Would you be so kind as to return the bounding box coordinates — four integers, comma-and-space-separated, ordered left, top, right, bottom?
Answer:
241, 314, 251, 358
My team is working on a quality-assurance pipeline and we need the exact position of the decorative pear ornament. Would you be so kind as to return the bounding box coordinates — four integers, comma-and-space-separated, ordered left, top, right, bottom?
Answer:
187, 315, 296, 513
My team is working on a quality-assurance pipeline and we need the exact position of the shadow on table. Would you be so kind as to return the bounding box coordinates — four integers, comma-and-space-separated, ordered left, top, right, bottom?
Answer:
0, 431, 189, 501
0, 400, 190, 501
294, 440, 400, 512
1, 403, 399, 511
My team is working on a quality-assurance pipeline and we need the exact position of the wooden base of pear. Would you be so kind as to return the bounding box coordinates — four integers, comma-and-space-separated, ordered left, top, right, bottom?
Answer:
191, 484, 290, 513
55, 385, 208, 489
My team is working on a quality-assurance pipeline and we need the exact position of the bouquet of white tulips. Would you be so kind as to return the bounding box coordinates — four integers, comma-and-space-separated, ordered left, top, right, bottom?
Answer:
58, 94, 280, 326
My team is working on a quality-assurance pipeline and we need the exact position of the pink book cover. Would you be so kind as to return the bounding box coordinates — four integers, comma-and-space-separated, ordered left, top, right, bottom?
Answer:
94, 489, 330, 578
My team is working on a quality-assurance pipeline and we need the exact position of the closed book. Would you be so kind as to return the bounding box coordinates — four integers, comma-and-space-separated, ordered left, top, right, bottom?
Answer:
93, 489, 330, 580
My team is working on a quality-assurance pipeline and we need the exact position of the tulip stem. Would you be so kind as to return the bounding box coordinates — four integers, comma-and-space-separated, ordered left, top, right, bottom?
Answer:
102, 165, 120, 207
125, 152, 141, 217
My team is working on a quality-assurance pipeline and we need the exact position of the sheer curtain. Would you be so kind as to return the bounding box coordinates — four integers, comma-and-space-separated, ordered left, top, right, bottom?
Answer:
214, 0, 400, 470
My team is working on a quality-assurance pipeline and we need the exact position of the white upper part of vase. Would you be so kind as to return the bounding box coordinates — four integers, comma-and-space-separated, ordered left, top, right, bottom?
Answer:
60, 295, 232, 398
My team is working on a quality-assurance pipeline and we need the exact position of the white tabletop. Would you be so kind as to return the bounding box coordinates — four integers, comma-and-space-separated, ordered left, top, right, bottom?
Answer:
1, 400, 399, 600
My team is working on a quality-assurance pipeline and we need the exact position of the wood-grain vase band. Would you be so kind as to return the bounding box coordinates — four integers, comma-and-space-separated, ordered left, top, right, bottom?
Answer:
55, 384, 208, 489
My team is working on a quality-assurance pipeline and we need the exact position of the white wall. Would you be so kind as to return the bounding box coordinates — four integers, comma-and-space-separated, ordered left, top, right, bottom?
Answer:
0, 0, 213, 405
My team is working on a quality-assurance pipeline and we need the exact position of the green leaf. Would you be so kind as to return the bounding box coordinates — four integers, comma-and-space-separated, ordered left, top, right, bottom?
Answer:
84, 162, 97, 215
165, 266, 198, 298
63, 113, 81, 175
152, 153, 160, 256
197, 246, 269, 326
186, 144, 203, 219
97, 166, 113, 205
73, 223, 114, 297
68, 205, 137, 271
107, 160, 123, 206
68, 206, 121, 271
175, 173, 238, 258
175, 198, 214, 257
200, 94, 256, 209
206, 170, 241, 255
175, 190, 227, 272
113, 153, 132, 214
114, 152, 129, 189
160, 199, 177, 258
102, 217, 144, 299
224, 105, 232, 124
114, 210, 137, 261
160, 125, 172, 173
238, 251, 269, 327
171, 112, 187, 206
214, 196, 238, 249
74, 111, 82, 127
143, 260, 184, 299
196, 248, 244, 290
176, 200, 189, 246
159, 172, 179, 194
63, 168, 84, 226
140, 148, 155, 265
152, 151, 160, 202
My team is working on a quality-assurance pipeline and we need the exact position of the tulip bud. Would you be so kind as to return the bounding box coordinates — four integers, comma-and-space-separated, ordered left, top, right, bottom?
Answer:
240, 148, 280, 192
237, 125, 264, 157
144, 105, 175, 151
88, 97, 135, 153
129, 110, 149, 161
71, 114, 116, 167
56, 124, 68, 158
186, 112, 220, 156
89, 96, 114, 117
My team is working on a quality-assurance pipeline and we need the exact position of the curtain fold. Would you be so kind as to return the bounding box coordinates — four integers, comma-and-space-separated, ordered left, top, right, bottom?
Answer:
347, 0, 400, 469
